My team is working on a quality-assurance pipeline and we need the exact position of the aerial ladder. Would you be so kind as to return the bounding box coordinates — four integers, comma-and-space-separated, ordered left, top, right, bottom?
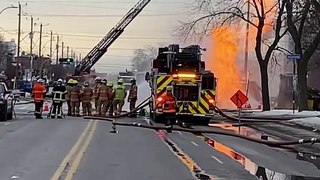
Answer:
74, 0, 151, 75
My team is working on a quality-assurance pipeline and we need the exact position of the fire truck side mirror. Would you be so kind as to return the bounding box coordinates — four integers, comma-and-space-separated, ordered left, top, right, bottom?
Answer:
145, 72, 150, 82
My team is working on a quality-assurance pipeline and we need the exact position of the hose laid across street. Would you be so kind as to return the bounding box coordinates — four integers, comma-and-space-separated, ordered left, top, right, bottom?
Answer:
111, 121, 320, 147
82, 96, 320, 148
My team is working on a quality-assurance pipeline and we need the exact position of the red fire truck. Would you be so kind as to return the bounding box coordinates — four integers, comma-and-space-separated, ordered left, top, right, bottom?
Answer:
146, 44, 217, 125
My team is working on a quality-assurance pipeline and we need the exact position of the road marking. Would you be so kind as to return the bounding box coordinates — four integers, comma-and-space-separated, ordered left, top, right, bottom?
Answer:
191, 141, 199, 147
65, 120, 97, 180
51, 120, 93, 180
177, 131, 182, 135
10, 175, 19, 179
4, 122, 11, 126
211, 155, 224, 164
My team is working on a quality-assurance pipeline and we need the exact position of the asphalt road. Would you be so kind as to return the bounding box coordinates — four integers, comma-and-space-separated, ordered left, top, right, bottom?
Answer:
2, 112, 320, 180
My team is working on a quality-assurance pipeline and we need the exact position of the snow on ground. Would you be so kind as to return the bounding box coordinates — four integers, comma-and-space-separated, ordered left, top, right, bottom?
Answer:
246, 110, 320, 117
289, 117, 320, 130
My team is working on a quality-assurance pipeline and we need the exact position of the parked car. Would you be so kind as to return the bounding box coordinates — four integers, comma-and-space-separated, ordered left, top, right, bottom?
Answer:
0, 82, 14, 121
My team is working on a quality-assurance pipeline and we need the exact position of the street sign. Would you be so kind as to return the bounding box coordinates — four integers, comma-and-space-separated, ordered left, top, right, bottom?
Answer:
230, 90, 249, 109
287, 54, 301, 60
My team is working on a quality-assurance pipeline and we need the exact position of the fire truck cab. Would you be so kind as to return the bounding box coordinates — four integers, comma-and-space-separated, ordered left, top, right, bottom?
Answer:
146, 44, 217, 125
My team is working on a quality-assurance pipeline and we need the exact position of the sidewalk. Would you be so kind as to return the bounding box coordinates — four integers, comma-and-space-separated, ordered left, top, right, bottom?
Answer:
240, 109, 320, 130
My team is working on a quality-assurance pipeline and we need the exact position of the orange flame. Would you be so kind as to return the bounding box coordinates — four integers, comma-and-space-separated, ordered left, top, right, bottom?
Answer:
208, 27, 244, 109
207, 0, 276, 109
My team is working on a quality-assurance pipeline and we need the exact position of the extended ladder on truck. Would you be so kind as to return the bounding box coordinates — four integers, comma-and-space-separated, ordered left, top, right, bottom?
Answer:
74, 0, 151, 75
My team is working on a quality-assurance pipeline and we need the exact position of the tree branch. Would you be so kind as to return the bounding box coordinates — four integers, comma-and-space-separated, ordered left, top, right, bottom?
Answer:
298, 1, 311, 39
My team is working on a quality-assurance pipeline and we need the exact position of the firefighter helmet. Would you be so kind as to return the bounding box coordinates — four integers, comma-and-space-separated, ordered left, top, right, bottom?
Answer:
73, 80, 79, 84
95, 77, 102, 82
166, 86, 173, 91
57, 79, 63, 82
67, 79, 74, 84
101, 79, 107, 84
118, 79, 124, 84
37, 79, 44, 83
130, 78, 136, 83
107, 82, 113, 87
83, 81, 90, 86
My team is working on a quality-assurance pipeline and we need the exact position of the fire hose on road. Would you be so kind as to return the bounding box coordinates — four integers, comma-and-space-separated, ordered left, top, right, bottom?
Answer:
84, 96, 320, 148
111, 121, 320, 147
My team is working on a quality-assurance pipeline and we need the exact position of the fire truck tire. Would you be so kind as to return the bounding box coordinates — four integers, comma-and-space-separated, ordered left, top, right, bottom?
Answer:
197, 117, 211, 126
150, 112, 164, 123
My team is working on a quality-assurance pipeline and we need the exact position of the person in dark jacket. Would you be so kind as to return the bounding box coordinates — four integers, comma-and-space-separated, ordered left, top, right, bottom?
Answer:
51, 79, 67, 118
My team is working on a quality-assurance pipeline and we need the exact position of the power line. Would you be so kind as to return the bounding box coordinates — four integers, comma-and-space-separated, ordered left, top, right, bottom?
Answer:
25, 13, 181, 17
33, 31, 171, 40
10, 1, 183, 4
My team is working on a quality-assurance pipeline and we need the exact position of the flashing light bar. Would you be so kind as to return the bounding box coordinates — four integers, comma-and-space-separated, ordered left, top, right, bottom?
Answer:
173, 73, 197, 78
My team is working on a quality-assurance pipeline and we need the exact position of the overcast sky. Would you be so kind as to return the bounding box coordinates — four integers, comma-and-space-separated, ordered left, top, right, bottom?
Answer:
0, 0, 201, 72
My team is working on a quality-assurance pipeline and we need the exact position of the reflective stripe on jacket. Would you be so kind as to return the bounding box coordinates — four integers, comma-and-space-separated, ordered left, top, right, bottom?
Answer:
53, 91, 65, 102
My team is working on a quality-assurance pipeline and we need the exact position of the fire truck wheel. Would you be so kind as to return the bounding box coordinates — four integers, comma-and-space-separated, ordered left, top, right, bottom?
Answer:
197, 117, 211, 126
151, 113, 165, 123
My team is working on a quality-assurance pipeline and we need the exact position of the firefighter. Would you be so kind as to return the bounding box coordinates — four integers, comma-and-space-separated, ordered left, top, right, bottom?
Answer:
80, 81, 93, 116
96, 79, 109, 116
128, 78, 138, 117
66, 79, 74, 116
93, 77, 102, 113
70, 80, 81, 117
32, 79, 46, 119
106, 82, 114, 116
113, 79, 127, 115
51, 79, 66, 119
157, 86, 177, 126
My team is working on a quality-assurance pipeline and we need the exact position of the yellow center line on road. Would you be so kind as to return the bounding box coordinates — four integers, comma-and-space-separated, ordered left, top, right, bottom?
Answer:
65, 120, 97, 180
51, 120, 93, 180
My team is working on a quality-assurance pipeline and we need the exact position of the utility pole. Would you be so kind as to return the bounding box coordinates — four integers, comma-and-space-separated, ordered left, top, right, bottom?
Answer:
71, 49, 74, 58
244, 2, 250, 97
39, 23, 43, 77
50, 30, 53, 60
30, 16, 34, 77
67, 46, 69, 58
61, 41, 64, 58
14, 3, 21, 89
56, 35, 59, 64
17, 3, 21, 58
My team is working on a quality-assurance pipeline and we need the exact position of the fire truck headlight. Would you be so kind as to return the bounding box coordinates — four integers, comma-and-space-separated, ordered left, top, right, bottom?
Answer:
157, 97, 163, 102
209, 99, 215, 104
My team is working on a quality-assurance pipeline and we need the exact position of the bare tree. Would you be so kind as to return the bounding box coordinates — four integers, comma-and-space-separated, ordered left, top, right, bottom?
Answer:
131, 47, 157, 71
286, 0, 320, 110
178, 0, 288, 111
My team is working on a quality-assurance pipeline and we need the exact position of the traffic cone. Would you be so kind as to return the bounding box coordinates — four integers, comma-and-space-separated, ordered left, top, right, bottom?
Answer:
43, 101, 49, 111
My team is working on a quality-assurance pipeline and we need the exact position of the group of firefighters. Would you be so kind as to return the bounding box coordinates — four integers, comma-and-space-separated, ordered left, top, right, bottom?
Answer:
31, 77, 138, 119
